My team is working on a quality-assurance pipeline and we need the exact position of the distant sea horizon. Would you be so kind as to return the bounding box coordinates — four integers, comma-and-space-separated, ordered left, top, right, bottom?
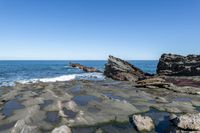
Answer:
0, 60, 158, 87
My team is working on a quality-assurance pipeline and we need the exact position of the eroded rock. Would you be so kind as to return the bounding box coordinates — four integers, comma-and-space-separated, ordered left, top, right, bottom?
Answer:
172, 113, 200, 131
132, 115, 155, 132
104, 55, 149, 81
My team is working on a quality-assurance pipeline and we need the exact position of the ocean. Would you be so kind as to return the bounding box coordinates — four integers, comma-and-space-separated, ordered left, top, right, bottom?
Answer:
0, 60, 158, 87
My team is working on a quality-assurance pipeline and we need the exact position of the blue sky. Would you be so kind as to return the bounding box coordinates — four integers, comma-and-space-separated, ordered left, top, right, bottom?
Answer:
0, 0, 200, 60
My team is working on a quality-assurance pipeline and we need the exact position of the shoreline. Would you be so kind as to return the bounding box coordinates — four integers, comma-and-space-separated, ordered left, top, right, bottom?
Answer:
0, 77, 200, 132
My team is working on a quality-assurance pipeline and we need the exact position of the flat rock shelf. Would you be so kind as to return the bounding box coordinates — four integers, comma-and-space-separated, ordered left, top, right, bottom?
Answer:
0, 77, 200, 133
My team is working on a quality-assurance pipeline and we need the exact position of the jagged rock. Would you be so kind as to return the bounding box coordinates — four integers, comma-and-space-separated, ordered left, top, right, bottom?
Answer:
104, 55, 150, 81
70, 63, 101, 73
132, 115, 155, 132
157, 54, 200, 76
52, 125, 72, 133
172, 113, 200, 131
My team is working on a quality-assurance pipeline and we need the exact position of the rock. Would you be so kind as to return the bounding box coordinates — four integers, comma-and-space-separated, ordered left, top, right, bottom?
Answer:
172, 113, 200, 131
136, 77, 168, 88
157, 53, 200, 76
95, 128, 103, 133
170, 114, 177, 121
52, 125, 72, 133
132, 115, 155, 132
70, 63, 101, 73
104, 55, 150, 81
11, 119, 41, 133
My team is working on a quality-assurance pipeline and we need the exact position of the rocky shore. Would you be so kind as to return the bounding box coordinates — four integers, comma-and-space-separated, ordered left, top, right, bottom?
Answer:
0, 54, 200, 133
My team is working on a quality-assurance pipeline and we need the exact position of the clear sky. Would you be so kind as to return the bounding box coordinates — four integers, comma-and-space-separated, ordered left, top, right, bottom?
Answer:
0, 0, 200, 60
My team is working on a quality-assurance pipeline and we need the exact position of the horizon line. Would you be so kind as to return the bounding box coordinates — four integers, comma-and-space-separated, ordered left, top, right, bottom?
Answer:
0, 59, 159, 61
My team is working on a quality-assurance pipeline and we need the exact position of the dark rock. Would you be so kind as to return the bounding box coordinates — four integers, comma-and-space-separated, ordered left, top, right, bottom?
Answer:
104, 55, 150, 81
70, 63, 101, 73
157, 53, 200, 76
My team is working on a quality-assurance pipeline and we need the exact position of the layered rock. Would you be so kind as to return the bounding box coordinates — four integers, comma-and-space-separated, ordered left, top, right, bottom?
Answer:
171, 113, 200, 131
70, 63, 101, 73
132, 115, 155, 132
104, 55, 150, 81
157, 54, 200, 76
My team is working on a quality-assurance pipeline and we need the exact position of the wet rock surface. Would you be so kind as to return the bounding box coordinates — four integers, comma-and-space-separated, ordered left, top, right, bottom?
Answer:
157, 54, 200, 76
0, 77, 200, 133
104, 55, 149, 81
70, 63, 101, 73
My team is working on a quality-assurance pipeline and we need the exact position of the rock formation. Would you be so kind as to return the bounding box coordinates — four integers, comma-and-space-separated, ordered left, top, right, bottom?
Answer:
104, 55, 151, 81
157, 53, 200, 76
70, 63, 101, 73
132, 115, 155, 132
171, 113, 200, 131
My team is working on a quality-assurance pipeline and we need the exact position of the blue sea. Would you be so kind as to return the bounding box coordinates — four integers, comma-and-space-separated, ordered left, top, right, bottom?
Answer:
0, 60, 158, 87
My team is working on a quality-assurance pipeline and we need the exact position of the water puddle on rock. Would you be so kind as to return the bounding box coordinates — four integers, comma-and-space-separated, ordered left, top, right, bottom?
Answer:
173, 97, 192, 102
45, 111, 61, 124
87, 106, 101, 113
104, 93, 125, 101
2, 100, 25, 117
140, 108, 177, 133
72, 95, 101, 106
40, 100, 53, 110
63, 107, 77, 119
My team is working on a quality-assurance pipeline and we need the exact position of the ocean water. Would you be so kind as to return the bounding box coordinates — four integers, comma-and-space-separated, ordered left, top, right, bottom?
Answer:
0, 60, 158, 87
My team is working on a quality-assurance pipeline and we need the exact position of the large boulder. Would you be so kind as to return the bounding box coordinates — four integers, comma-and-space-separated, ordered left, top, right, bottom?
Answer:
70, 63, 101, 73
132, 115, 155, 132
157, 54, 200, 76
171, 113, 200, 131
104, 55, 149, 81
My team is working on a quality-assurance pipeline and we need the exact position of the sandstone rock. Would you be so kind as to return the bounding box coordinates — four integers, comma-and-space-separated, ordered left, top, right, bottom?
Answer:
132, 115, 155, 132
52, 125, 72, 133
70, 63, 101, 73
172, 113, 200, 131
136, 77, 168, 88
104, 55, 150, 81
157, 54, 200, 76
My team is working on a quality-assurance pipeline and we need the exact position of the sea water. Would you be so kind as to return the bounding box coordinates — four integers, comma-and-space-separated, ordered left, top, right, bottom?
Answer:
0, 60, 158, 87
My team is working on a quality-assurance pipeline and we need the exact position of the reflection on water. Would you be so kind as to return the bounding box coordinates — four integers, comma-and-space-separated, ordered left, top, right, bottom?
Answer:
72, 95, 101, 106
2, 100, 25, 117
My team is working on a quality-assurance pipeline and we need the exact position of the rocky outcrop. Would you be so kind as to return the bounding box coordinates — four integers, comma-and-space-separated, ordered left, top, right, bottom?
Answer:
157, 54, 200, 76
104, 55, 151, 81
132, 115, 155, 132
171, 113, 200, 131
70, 63, 101, 73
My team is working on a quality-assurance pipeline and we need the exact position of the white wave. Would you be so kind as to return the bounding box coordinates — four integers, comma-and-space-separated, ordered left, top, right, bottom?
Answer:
18, 72, 105, 84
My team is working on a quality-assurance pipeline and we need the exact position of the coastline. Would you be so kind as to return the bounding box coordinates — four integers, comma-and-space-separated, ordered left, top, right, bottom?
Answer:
0, 76, 200, 133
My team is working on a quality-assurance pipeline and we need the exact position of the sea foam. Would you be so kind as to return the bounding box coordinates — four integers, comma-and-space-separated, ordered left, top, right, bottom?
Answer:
18, 72, 105, 84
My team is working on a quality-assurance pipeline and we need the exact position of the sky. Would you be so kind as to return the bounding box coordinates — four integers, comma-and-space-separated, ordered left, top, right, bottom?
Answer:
0, 0, 200, 60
